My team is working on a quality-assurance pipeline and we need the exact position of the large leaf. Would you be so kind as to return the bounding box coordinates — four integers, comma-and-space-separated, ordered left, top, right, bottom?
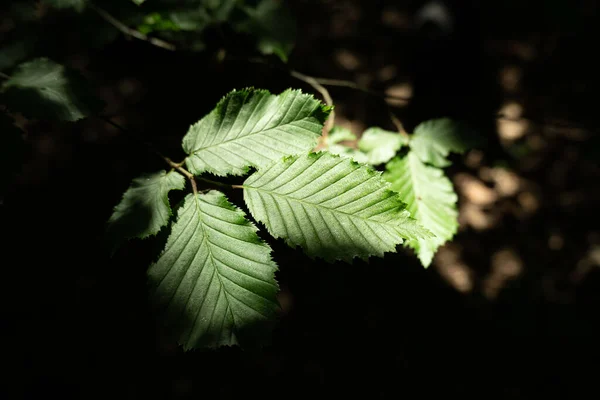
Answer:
1, 58, 104, 121
45, 0, 87, 12
107, 170, 186, 253
183, 88, 330, 176
243, 152, 432, 262
410, 118, 472, 167
383, 152, 458, 267
148, 191, 279, 349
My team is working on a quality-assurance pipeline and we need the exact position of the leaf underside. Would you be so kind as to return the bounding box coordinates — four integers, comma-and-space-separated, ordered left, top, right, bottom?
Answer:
383, 152, 458, 267
182, 88, 330, 177
243, 152, 432, 262
106, 170, 186, 253
1, 58, 104, 121
147, 191, 279, 350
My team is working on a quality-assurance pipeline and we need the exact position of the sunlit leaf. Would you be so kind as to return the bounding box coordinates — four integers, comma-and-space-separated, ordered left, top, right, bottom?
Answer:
243, 152, 433, 262
183, 88, 330, 176
148, 191, 279, 349
410, 118, 473, 167
383, 152, 458, 267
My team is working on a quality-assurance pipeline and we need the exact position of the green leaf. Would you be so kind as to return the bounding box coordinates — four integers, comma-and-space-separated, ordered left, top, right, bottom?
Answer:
236, 0, 296, 62
383, 152, 458, 267
45, 0, 87, 12
1, 58, 105, 121
131, 0, 146, 5
148, 191, 279, 349
0, 112, 25, 197
107, 170, 186, 253
325, 126, 407, 165
243, 152, 432, 262
357, 127, 408, 165
183, 88, 330, 176
410, 118, 472, 167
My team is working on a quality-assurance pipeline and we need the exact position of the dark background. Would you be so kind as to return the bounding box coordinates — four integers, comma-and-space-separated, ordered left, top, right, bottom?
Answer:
2, 0, 600, 398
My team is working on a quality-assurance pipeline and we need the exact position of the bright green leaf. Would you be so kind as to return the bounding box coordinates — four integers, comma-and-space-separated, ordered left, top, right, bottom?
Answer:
183, 88, 330, 176
107, 170, 186, 253
410, 118, 472, 167
243, 152, 432, 262
0, 58, 105, 121
358, 127, 408, 165
45, 0, 87, 12
383, 152, 458, 267
148, 191, 279, 349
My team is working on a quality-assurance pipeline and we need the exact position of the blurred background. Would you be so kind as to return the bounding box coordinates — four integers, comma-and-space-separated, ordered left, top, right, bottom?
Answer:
2, 0, 599, 398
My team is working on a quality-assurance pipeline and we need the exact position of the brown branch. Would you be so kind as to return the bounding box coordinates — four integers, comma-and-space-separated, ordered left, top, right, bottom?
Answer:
89, 3, 176, 51
289, 70, 335, 148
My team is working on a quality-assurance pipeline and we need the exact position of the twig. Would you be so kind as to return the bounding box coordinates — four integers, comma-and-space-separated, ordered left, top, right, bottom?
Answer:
98, 115, 196, 193
89, 3, 176, 51
388, 112, 410, 139
0, 72, 10, 80
289, 70, 335, 146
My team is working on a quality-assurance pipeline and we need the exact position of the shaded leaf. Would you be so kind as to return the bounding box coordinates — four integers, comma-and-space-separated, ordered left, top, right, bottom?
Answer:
183, 88, 330, 176
45, 0, 87, 12
383, 152, 458, 267
243, 152, 432, 262
410, 118, 473, 167
148, 191, 279, 349
1, 58, 105, 121
236, 0, 296, 62
107, 170, 186, 253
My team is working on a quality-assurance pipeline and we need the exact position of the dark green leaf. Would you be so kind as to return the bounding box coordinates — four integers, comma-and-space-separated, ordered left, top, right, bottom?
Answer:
1, 58, 105, 121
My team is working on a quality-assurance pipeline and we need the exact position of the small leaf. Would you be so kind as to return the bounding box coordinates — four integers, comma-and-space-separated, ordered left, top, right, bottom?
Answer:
107, 170, 186, 253
410, 118, 473, 167
183, 88, 330, 176
243, 152, 432, 262
325, 126, 407, 165
148, 191, 279, 349
1, 58, 105, 121
44, 0, 87, 12
236, 0, 296, 62
357, 127, 408, 165
131, 0, 146, 5
383, 152, 458, 267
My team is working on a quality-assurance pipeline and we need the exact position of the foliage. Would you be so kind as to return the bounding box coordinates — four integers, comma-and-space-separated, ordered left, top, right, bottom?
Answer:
324, 119, 475, 267
0, 2, 479, 350
182, 88, 330, 176
0, 58, 104, 121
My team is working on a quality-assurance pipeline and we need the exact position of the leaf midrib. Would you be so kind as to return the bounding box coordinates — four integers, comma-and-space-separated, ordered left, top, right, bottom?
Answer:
243, 184, 406, 228
190, 118, 318, 154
